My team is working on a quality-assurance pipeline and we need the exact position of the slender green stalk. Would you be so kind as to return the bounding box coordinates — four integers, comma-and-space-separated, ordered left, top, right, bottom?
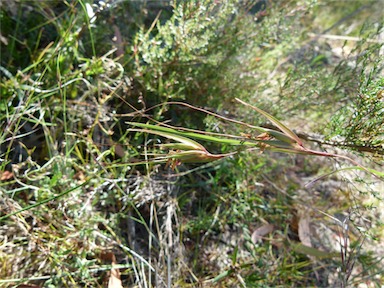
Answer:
0, 178, 90, 221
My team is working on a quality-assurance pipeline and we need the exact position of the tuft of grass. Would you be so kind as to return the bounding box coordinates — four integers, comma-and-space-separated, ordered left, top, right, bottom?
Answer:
1, 1, 383, 287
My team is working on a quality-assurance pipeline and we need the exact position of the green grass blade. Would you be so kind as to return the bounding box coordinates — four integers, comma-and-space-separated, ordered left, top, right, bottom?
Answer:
158, 143, 205, 151
235, 98, 303, 146
128, 122, 259, 147
151, 150, 228, 163
262, 140, 300, 149
0, 178, 91, 221
292, 243, 339, 259
131, 128, 207, 151
263, 129, 297, 144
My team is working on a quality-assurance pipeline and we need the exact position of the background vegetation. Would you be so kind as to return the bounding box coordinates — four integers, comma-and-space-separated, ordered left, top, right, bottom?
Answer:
0, 0, 383, 287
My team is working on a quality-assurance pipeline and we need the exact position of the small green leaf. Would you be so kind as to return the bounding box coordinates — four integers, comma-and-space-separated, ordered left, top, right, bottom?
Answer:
213, 269, 234, 283
231, 245, 239, 266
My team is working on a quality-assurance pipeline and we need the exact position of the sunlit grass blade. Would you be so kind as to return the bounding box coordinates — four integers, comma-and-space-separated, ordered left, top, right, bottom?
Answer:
266, 147, 317, 155
364, 167, 384, 177
158, 143, 205, 151
261, 129, 298, 144
292, 242, 339, 259
262, 140, 301, 149
130, 128, 207, 151
0, 178, 91, 221
128, 122, 258, 147
235, 98, 303, 146
151, 150, 230, 163
129, 127, 235, 164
